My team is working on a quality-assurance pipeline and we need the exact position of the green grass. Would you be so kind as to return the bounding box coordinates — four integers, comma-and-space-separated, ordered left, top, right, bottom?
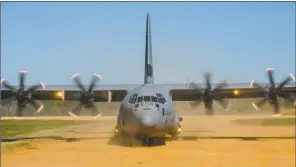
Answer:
4, 142, 37, 150
232, 118, 295, 126
1, 120, 96, 138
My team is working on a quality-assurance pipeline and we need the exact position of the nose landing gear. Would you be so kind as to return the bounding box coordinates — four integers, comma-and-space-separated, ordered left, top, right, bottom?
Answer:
142, 137, 166, 146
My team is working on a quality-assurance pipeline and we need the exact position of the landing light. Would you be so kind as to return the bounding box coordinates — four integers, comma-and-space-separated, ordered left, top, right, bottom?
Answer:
56, 91, 64, 100
177, 127, 182, 132
233, 89, 240, 95
56, 91, 63, 97
114, 128, 119, 133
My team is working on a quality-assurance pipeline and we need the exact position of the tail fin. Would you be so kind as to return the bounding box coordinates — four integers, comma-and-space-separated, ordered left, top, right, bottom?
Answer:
144, 13, 154, 84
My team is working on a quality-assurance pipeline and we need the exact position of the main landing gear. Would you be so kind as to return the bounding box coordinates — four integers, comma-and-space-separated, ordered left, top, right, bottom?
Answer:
113, 125, 128, 137
169, 124, 182, 140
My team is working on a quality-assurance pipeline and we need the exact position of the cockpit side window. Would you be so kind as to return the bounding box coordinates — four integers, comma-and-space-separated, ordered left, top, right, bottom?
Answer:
160, 94, 166, 103
156, 94, 162, 103
151, 96, 158, 103
137, 96, 143, 103
128, 94, 138, 104
143, 96, 151, 102
132, 94, 138, 103
156, 93, 166, 104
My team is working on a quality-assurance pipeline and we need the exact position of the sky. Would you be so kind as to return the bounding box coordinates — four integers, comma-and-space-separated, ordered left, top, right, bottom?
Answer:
1, 2, 295, 86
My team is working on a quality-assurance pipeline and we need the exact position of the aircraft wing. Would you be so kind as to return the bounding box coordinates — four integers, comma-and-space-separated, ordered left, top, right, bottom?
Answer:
2, 82, 296, 102
1, 84, 140, 102
168, 83, 296, 102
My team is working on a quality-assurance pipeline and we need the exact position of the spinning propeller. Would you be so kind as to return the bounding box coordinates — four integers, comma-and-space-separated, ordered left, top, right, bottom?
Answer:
68, 73, 103, 119
187, 73, 230, 115
1, 70, 45, 116
250, 68, 295, 116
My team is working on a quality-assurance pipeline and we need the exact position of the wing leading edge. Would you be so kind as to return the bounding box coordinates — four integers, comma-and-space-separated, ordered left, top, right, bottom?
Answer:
2, 83, 295, 102
1, 88, 129, 102
170, 85, 296, 101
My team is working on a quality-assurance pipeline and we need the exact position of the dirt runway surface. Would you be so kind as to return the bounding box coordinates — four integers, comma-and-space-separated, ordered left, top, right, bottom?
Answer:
2, 115, 295, 167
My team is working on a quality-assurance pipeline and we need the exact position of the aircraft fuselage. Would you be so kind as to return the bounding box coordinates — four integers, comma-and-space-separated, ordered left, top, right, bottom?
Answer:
116, 84, 180, 139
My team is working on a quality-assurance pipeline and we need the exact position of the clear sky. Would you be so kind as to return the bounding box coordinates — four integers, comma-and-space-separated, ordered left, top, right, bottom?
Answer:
1, 2, 295, 85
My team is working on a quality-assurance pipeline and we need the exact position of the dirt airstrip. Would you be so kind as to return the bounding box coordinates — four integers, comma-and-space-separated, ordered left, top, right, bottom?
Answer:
1, 113, 295, 167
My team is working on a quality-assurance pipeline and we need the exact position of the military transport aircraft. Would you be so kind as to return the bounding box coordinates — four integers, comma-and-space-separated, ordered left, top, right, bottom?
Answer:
1, 14, 296, 146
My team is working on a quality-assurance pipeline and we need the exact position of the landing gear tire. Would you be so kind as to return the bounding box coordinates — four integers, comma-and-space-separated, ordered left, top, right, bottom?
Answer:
114, 125, 128, 138
170, 132, 179, 140
142, 137, 165, 146
142, 138, 151, 146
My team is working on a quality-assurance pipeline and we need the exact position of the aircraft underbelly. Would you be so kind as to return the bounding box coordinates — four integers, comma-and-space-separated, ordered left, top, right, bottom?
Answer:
122, 114, 171, 137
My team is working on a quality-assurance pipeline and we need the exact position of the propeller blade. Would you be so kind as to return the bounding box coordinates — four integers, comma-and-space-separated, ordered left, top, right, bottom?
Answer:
188, 101, 202, 109
25, 97, 43, 113
24, 83, 43, 96
266, 68, 275, 87
2, 91, 16, 100
16, 100, 25, 116
277, 75, 294, 89
272, 97, 280, 114
212, 92, 229, 110
1, 96, 16, 108
68, 103, 83, 119
88, 102, 102, 119
93, 73, 103, 80
71, 73, 86, 91
251, 69, 294, 115
88, 76, 99, 93
204, 72, 211, 90
204, 102, 213, 115
252, 97, 268, 110
278, 92, 296, 104
188, 82, 201, 89
187, 81, 204, 96
215, 98, 229, 111
250, 80, 266, 90
188, 73, 229, 115
214, 81, 228, 90
1, 80, 17, 91
289, 73, 295, 81
93, 112, 103, 120
2, 71, 44, 117
88, 73, 103, 93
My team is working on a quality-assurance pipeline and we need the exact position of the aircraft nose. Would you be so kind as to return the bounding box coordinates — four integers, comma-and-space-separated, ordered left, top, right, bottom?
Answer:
140, 114, 157, 128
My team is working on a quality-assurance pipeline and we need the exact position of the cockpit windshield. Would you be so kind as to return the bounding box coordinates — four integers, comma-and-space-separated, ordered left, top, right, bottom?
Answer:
134, 96, 159, 103
143, 96, 151, 102
137, 96, 143, 102
151, 96, 158, 102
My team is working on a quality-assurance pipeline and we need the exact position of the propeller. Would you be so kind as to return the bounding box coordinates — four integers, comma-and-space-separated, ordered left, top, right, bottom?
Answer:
187, 72, 230, 115
68, 73, 103, 119
250, 68, 295, 116
0, 70, 45, 116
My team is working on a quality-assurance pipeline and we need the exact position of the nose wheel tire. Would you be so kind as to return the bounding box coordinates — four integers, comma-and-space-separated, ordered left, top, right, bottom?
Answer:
142, 138, 151, 146
142, 137, 165, 146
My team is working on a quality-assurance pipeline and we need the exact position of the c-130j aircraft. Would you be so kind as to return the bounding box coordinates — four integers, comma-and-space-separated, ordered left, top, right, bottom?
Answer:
1, 14, 296, 146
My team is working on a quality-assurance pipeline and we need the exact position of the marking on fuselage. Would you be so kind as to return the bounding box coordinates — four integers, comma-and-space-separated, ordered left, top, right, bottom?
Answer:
139, 102, 153, 107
